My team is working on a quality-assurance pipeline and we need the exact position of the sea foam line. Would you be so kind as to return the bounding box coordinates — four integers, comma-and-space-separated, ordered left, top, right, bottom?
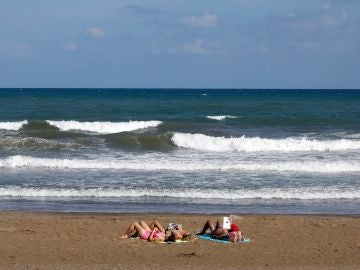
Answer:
172, 133, 360, 152
46, 120, 162, 133
0, 121, 28, 130
1, 155, 360, 173
0, 187, 359, 200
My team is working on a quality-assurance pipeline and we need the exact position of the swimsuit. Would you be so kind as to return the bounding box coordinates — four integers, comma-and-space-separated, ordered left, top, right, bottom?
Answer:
141, 229, 164, 240
140, 230, 152, 240
153, 229, 164, 239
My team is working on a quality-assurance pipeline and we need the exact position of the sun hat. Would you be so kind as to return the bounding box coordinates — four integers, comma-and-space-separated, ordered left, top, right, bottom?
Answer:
230, 223, 240, 232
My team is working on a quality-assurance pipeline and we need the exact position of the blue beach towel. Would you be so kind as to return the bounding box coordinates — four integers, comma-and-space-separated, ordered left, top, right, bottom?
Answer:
197, 234, 251, 244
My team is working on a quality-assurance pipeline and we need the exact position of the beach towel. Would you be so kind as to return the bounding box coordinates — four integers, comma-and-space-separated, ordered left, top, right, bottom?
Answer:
165, 239, 188, 244
130, 236, 189, 244
197, 234, 251, 244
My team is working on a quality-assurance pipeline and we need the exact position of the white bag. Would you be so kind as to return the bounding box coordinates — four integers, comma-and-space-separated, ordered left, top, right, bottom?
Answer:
223, 216, 232, 229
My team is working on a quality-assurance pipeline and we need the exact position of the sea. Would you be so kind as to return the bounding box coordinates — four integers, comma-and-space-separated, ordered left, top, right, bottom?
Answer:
0, 88, 359, 214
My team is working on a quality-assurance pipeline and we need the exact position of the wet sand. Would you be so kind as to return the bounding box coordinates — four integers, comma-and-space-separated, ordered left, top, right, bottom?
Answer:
0, 211, 359, 270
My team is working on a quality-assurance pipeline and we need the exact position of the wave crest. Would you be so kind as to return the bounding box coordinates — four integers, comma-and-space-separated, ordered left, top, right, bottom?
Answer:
46, 120, 162, 133
1, 155, 360, 173
0, 121, 28, 130
172, 133, 360, 152
0, 186, 358, 200
207, 115, 237, 121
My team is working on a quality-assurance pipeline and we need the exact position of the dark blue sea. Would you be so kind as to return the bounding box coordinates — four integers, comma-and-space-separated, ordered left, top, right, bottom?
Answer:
0, 88, 360, 214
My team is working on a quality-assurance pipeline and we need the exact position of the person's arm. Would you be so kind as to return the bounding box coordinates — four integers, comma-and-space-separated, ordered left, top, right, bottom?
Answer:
153, 220, 165, 232
148, 228, 156, 241
148, 228, 164, 241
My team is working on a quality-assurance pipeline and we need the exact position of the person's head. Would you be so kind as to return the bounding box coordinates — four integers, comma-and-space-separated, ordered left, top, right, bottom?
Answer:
164, 230, 172, 241
164, 230, 178, 242
167, 223, 182, 231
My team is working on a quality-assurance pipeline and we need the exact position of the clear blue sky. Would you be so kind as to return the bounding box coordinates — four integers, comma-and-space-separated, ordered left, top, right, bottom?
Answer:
1, 0, 359, 88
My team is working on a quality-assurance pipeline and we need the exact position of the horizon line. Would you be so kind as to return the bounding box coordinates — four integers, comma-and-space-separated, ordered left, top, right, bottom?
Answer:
1, 87, 360, 91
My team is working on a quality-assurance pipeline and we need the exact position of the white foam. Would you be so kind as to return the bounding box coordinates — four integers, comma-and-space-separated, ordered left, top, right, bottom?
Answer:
172, 133, 360, 152
1, 155, 360, 173
0, 121, 27, 130
207, 115, 237, 121
344, 133, 360, 139
46, 120, 162, 133
0, 186, 358, 200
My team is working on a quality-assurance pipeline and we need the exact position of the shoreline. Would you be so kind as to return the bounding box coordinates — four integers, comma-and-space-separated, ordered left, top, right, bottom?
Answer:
2, 209, 360, 217
1, 211, 359, 269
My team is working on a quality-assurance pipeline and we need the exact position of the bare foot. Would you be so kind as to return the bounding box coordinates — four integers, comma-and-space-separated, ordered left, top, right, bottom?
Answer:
182, 233, 193, 241
119, 234, 128, 239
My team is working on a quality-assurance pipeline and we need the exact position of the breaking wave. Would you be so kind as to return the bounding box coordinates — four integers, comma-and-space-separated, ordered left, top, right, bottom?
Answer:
1, 155, 360, 173
0, 186, 359, 200
0, 121, 28, 130
102, 133, 174, 151
0, 120, 162, 134
172, 133, 360, 152
46, 120, 162, 133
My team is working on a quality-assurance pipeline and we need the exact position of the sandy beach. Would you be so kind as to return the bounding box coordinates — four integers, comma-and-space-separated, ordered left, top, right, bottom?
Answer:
0, 212, 359, 269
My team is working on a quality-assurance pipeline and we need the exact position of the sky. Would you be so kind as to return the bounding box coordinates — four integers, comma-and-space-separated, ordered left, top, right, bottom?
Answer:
0, 0, 359, 89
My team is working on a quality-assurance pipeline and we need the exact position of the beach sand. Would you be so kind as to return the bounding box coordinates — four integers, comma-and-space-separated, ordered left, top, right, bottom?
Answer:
0, 212, 359, 270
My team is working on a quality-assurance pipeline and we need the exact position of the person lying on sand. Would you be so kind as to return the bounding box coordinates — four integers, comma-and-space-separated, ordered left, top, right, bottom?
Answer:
120, 220, 166, 242
120, 220, 193, 242
165, 223, 193, 242
197, 219, 244, 242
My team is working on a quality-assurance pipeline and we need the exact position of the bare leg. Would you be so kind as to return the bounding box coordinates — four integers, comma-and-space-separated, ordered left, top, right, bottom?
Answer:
139, 221, 151, 231
127, 229, 138, 238
122, 222, 138, 235
120, 222, 146, 239
198, 220, 216, 235
149, 220, 165, 232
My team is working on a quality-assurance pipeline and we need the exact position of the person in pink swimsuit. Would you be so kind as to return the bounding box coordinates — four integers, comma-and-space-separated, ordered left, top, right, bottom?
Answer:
120, 220, 165, 242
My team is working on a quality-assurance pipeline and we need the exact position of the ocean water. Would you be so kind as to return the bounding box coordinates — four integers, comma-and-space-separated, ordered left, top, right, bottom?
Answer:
0, 88, 360, 214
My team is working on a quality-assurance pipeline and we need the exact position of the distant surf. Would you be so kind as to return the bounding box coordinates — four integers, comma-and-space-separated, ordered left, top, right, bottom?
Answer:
0, 120, 162, 133
206, 115, 237, 121
46, 120, 162, 133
